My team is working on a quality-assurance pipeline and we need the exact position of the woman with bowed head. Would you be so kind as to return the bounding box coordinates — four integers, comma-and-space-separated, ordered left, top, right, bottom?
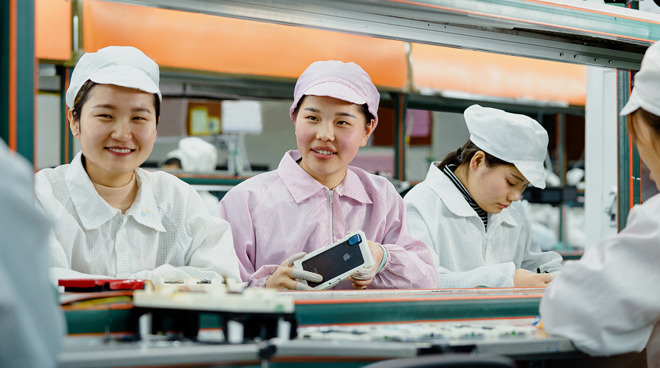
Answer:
405, 105, 563, 288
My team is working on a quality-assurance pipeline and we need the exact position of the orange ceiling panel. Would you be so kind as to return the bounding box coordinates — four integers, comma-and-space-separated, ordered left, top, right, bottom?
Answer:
35, 0, 71, 61
411, 43, 586, 106
82, 0, 408, 89
77, 0, 586, 105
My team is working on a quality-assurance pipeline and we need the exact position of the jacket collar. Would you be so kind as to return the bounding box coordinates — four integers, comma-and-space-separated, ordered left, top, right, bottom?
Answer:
278, 150, 371, 204
425, 162, 518, 227
125, 170, 166, 232
66, 153, 165, 232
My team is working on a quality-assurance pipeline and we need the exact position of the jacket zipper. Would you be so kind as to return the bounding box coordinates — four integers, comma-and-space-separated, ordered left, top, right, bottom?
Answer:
328, 189, 334, 244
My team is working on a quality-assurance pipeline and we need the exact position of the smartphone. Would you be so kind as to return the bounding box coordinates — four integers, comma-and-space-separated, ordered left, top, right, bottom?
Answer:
293, 231, 374, 290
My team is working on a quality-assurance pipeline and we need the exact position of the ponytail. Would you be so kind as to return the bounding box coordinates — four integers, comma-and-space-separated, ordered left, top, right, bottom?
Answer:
437, 140, 511, 169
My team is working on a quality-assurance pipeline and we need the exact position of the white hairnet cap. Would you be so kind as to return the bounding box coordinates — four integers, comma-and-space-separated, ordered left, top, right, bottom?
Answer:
620, 41, 660, 117
66, 46, 161, 108
177, 137, 218, 173
165, 149, 182, 161
465, 104, 548, 189
290, 60, 380, 127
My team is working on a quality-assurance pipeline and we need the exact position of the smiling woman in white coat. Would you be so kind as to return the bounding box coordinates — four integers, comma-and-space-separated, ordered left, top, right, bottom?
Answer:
540, 41, 660, 368
404, 104, 563, 288
35, 46, 240, 283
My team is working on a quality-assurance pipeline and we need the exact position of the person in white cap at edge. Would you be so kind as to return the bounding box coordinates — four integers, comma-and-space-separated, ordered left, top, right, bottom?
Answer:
540, 41, 660, 368
216, 60, 438, 290
404, 104, 563, 288
0, 139, 64, 368
163, 137, 220, 215
34, 46, 240, 284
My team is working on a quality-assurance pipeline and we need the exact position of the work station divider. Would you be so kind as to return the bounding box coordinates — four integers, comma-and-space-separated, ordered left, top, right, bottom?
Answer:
63, 288, 544, 336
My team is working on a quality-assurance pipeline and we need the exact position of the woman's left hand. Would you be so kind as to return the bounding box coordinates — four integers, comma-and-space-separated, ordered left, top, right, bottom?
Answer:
349, 240, 384, 289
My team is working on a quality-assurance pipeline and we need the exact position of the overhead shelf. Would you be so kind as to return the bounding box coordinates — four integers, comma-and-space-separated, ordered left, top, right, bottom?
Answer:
103, 0, 658, 70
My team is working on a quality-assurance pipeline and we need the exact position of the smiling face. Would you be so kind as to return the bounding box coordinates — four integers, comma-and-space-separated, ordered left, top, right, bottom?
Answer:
294, 95, 375, 189
458, 151, 529, 214
69, 84, 158, 186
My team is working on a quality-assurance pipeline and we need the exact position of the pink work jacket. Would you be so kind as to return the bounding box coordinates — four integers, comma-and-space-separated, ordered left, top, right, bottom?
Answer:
217, 150, 438, 289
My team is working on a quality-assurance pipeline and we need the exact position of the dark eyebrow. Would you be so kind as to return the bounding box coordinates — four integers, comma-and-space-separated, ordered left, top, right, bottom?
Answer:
336, 112, 357, 119
91, 104, 153, 115
302, 107, 357, 119
132, 107, 154, 115
511, 173, 528, 184
91, 104, 116, 110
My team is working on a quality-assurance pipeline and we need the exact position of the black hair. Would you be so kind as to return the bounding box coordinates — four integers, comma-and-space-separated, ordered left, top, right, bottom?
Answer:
292, 96, 374, 126
359, 103, 376, 126
162, 157, 182, 169
437, 140, 512, 170
70, 80, 161, 123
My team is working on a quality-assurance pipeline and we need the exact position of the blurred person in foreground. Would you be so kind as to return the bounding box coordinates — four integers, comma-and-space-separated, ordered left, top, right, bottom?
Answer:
540, 41, 660, 368
0, 139, 64, 367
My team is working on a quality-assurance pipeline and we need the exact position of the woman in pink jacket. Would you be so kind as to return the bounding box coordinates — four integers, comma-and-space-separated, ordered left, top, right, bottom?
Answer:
217, 60, 437, 290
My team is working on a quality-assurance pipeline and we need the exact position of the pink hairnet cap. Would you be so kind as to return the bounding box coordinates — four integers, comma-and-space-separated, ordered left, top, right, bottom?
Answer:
66, 46, 161, 108
289, 60, 380, 127
620, 41, 660, 117
465, 104, 548, 189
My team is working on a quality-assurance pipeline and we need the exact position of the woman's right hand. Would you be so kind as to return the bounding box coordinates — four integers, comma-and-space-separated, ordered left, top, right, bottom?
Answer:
265, 252, 323, 290
513, 268, 552, 287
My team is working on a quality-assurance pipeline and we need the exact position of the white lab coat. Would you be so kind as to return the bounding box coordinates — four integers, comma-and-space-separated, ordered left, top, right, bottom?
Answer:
540, 193, 660, 367
35, 152, 241, 283
405, 163, 563, 288
0, 140, 64, 368
198, 190, 220, 215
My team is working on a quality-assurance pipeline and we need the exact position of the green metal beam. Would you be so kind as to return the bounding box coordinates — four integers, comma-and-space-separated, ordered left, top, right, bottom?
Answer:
632, 141, 641, 206
393, 93, 408, 181
0, 0, 9, 145
58, 66, 75, 163
617, 68, 642, 231
177, 176, 246, 186
296, 297, 540, 326
556, 113, 567, 249
15, 0, 35, 162
630, 69, 642, 207
0, 0, 35, 161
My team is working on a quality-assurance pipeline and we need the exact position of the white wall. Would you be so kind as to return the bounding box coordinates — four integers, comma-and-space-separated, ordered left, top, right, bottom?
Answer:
431, 110, 470, 161
149, 100, 296, 172
584, 66, 618, 249
36, 93, 61, 169
243, 100, 297, 170
405, 110, 469, 182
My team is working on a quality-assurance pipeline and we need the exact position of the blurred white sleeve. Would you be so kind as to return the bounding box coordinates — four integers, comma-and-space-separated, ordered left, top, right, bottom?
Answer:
0, 141, 65, 368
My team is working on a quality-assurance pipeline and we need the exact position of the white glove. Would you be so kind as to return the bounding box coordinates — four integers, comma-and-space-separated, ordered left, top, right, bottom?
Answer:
266, 252, 322, 290
350, 264, 377, 281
